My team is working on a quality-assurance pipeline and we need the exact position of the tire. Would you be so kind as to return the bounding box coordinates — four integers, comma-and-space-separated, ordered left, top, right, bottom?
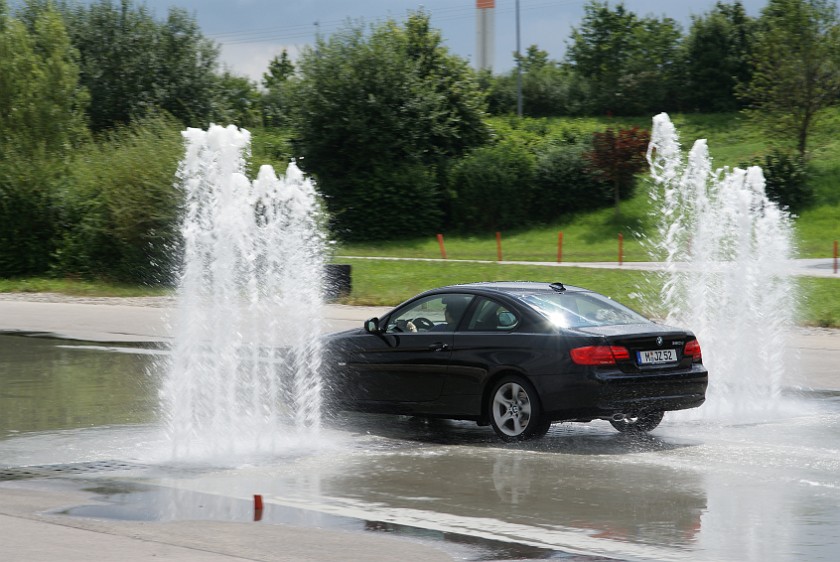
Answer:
609, 411, 664, 433
488, 376, 549, 442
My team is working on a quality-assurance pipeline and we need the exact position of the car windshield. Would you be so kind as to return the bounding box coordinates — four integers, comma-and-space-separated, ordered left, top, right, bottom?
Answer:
520, 291, 650, 329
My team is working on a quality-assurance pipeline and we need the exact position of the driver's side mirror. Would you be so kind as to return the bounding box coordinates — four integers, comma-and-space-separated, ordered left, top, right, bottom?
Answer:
364, 317, 383, 334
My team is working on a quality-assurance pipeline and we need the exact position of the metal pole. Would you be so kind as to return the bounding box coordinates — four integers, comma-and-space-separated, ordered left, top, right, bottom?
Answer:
516, 0, 522, 117
557, 231, 563, 263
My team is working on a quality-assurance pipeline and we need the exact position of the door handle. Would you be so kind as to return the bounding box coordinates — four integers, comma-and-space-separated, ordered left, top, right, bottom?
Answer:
429, 342, 449, 352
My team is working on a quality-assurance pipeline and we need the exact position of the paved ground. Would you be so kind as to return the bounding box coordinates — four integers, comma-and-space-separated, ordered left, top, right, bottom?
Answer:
0, 483, 453, 562
0, 292, 838, 561
0, 295, 451, 562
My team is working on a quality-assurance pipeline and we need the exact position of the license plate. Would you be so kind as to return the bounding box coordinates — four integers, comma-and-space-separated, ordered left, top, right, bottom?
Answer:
637, 349, 677, 365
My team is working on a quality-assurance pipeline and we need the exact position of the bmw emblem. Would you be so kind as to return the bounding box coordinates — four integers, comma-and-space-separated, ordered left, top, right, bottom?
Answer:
656, 336, 663, 347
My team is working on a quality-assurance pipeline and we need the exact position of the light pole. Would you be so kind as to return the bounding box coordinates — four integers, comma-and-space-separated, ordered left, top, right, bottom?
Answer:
515, 0, 522, 117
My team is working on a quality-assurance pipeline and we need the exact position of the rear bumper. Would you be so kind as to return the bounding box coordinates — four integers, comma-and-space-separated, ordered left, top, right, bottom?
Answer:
536, 364, 708, 420
594, 367, 708, 413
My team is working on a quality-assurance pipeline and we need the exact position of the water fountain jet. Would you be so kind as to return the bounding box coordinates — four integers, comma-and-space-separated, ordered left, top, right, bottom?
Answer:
162, 124, 326, 460
645, 113, 801, 421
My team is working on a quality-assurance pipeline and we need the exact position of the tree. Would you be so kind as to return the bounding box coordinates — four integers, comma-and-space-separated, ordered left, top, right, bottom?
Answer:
486, 44, 590, 117
567, 1, 638, 114
0, 2, 88, 276
566, 1, 683, 115
65, 0, 219, 131
683, 1, 755, 112
262, 50, 295, 89
261, 50, 295, 127
212, 71, 262, 127
288, 11, 488, 241
740, 0, 840, 158
587, 127, 651, 219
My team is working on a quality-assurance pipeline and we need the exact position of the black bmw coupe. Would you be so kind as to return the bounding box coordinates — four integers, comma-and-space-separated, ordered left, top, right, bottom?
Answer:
323, 281, 708, 441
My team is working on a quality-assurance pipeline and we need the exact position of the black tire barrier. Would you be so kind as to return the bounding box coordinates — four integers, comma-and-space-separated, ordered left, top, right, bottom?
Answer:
324, 264, 352, 300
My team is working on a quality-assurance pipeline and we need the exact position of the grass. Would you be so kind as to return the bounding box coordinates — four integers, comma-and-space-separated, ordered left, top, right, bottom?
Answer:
0, 277, 172, 297
341, 259, 655, 309
800, 277, 840, 328
339, 258, 840, 328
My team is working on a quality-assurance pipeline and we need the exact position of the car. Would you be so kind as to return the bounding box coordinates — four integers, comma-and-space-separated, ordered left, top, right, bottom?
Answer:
322, 281, 708, 441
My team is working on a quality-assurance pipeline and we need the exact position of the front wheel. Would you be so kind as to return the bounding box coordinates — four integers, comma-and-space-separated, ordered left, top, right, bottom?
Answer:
609, 411, 664, 433
489, 376, 549, 442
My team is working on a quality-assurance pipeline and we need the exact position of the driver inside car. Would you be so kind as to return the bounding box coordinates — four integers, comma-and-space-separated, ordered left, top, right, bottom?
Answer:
407, 297, 469, 332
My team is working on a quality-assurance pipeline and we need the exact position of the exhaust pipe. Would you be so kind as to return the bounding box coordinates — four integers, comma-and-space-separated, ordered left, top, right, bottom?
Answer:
611, 413, 627, 422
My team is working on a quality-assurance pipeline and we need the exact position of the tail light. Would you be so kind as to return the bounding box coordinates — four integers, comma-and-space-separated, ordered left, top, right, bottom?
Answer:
684, 339, 702, 362
570, 345, 630, 366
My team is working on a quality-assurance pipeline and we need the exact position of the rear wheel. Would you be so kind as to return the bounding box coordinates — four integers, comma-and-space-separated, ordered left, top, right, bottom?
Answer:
609, 411, 664, 433
489, 376, 549, 442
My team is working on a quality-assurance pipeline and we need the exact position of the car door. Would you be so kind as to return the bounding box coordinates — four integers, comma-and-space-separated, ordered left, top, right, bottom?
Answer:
349, 294, 473, 403
447, 297, 534, 399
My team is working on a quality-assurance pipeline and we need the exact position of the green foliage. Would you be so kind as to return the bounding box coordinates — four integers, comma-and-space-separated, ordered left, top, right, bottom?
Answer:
0, 3, 88, 276
533, 140, 610, 220
0, 3, 88, 155
682, 1, 755, 112
65, 0, 219, 131
331, 163, 442, 241
262, 50, 295, 89
53, 116, 183, 283
447, 140, 536, 231
566, 1, 683, 115
261, 50, 295, 127
248, 127, 294, 176
740, 0, 840, 157
483, 45, 590, 117
212, 71, 262, 128
288, 11, 488, 241
756, 150, 813, 213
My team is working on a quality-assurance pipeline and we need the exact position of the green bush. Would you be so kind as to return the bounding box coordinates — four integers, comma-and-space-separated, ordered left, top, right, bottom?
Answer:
758, 149, 813, 213
0, 154, 63, 276
53, 116, 183, 283
532, 139, 611, 222
329, 163, 442, 242
446, 141, 536, 232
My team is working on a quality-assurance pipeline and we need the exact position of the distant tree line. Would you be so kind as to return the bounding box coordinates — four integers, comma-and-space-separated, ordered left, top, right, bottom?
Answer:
1, 0, 838, 281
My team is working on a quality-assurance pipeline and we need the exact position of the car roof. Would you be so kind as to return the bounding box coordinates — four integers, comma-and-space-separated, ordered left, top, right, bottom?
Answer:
439, 281, 590, 297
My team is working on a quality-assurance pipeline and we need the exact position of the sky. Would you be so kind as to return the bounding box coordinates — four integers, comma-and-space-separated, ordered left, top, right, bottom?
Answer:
14, 0, 769, 82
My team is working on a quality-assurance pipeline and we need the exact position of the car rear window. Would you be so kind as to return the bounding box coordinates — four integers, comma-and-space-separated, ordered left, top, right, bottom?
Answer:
519, 292, 650, 328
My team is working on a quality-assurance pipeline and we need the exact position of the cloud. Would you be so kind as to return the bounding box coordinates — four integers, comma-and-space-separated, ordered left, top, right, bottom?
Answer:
218, 43, 305, 83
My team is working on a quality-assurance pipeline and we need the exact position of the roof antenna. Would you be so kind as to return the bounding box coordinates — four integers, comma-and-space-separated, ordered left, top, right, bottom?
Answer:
550, 282, 566, 292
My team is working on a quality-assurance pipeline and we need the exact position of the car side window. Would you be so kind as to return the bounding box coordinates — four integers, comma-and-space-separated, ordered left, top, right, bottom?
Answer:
385, 294, 473, 333
465, 297, 519, 331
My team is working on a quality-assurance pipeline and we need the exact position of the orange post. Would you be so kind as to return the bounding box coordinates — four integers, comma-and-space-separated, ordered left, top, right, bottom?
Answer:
618, 233, 624, 266
254, 494, 264, 521
557, 231, 564, 263
496, 231, 503, 262
436, 233, 447, 259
